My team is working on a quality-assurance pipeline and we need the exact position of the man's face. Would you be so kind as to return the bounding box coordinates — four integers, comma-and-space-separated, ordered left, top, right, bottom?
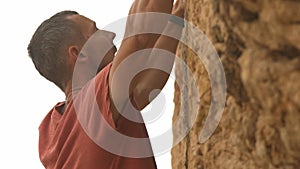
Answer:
68, 14, 117, 72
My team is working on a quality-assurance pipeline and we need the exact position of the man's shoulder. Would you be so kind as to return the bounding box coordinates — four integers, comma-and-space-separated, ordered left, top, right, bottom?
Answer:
39, 102, 64, 134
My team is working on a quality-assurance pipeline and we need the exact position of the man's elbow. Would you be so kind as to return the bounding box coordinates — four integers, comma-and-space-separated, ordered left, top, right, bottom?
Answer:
132, 84, 160, 111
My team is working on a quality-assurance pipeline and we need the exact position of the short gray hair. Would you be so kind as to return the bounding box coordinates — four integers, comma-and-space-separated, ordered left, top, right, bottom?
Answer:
28, 10, 83, 91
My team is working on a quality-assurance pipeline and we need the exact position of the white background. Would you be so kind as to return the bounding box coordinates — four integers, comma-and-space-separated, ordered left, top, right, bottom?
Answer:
0, 0, 175, 168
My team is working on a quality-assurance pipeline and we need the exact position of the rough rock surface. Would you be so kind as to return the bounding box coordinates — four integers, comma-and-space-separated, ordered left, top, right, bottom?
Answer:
171, 0, 300, 169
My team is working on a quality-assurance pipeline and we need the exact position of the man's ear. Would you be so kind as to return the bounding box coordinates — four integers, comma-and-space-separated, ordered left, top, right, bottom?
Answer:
68, 45, 87, 63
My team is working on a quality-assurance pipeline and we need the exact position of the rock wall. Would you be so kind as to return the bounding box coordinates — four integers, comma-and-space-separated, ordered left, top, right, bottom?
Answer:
171, 0, 300, 169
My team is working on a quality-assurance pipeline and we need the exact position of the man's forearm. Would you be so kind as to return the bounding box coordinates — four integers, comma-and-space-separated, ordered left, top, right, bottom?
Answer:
153, 20, 183, 55
125, 0, 175, 49
131, 19, 184, 110
130, 0, 174, 14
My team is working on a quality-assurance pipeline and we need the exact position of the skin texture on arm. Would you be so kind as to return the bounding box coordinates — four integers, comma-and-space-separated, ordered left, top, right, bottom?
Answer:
109, 0, 184, 122
125, 0, 174, 48
111, 0, 175, 65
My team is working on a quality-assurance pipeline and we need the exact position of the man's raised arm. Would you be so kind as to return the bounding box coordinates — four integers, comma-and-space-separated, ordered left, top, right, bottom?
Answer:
109, 0, 184, 115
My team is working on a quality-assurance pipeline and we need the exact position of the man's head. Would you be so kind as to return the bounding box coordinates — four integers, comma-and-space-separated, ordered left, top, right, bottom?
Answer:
28, 10, 116, 92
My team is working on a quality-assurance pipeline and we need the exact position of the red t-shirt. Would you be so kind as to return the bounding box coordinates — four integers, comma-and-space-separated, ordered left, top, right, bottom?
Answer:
39, 63, 157, 169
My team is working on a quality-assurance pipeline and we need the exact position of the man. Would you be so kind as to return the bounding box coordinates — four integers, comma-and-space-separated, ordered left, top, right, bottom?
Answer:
28, 0, 184, 168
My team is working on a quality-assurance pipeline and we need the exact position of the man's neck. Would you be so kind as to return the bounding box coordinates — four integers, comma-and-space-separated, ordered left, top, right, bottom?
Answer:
64, 80, 73, 105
